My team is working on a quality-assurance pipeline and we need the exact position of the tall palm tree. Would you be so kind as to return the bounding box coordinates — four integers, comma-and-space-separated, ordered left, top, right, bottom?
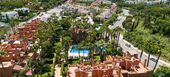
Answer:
0, 50, 5, 68
112, 27, 124, 44
145, 40, 153, 67
95, 39, 106, 62
63, 36, 72, 62
100, 23, 109, 41
86, 29, 97, 64
153, 51, 162, 71
54, 42, 63, 62
77, 41, 87, 63
108, 27, 124, 51
9, 18, 19, 33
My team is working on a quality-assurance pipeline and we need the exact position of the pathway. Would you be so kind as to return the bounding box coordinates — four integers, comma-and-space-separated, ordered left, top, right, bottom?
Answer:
55, 65, 61, 77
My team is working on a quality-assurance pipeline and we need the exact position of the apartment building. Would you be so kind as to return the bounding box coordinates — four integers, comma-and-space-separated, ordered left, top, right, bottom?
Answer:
124, 0, 168, 4
68, 52, 153, 77
0, 19, 40, 77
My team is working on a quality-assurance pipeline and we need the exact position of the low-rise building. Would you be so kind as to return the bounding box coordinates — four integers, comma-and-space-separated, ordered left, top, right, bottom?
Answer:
98, 9, 113, 20
14, 7, 30, 13
101, 0, 112, 4
111, 3, 117, 12
1, 11, 19, 20
68, 52, 153, 77
0, 62, 13, 77
124, 0, 168, 4
79, 0, 95, 2
0, 19, 40, 77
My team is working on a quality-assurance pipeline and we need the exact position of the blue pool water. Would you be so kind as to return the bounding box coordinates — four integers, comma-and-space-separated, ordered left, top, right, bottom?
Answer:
70, 45, 90, 54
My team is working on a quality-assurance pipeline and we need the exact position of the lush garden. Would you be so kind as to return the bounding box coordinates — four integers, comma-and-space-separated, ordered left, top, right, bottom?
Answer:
0, 0, 24, 12
153, 66, 170, 77
23, 7, 122, 76
0, 0, 65, 41
0, 0, 65, 12
3, 0, 170, 76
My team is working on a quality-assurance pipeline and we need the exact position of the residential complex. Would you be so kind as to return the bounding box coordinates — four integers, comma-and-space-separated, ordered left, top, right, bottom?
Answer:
0, 19, 40, 77
0, 0, 170, 77
68, 52, 153, 77
124, 0, 169, 4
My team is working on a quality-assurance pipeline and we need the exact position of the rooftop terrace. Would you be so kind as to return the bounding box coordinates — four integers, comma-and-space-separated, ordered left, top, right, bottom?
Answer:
68, 52, 152, 77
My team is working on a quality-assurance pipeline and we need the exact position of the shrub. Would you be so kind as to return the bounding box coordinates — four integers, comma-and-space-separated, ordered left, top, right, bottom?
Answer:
153, 66, 170, 77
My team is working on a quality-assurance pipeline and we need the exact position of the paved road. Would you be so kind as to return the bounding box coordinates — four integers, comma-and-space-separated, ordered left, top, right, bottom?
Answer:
109, 9, 170, 69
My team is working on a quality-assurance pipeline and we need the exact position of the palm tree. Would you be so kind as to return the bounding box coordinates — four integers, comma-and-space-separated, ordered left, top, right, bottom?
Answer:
145, 40, 153, 67
9, 18, 19, 33
95, 39, 106, 62
153, 50, 162, 71
0, 50, 5, 68
107, 27, 124, 52
112, 27, 124, 44
139, 50, 144, 61
54, 42, 63, 63
63, 36, 72, 62
77, 40, 88, 63
86, 29, 97, 64
100, 23, 109, 41
88, 43, 96, 65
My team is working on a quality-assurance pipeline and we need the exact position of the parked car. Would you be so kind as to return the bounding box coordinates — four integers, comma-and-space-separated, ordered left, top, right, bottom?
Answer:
150, 57, 157, 62
125, 43, 131, 47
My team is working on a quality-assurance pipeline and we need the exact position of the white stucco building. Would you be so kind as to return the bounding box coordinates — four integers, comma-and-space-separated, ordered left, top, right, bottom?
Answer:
101, 0, 112, 4
14, 7, 30, 13
124, 0, 169, 4
1, 11, 19, 20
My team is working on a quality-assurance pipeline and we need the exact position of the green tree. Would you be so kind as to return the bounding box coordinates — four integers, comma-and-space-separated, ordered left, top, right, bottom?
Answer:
95, 39, 106, 62
153, 66, 170, 77
9, 18, 19, 33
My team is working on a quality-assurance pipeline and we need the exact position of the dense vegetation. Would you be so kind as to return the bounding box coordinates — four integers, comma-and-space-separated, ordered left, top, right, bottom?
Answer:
114, 1, 170, 76
39, 0, 65, 10
153, 66, 170, 77
119, 2, 170, 61
0, 0, 65, 11
0, 0, 65, 40
0, 0, 24, 11
27, 8, 122, 76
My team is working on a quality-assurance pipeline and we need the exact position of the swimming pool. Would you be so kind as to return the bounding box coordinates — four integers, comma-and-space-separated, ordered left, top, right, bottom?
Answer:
70, 46, 89, 54
68, 45, 90, 57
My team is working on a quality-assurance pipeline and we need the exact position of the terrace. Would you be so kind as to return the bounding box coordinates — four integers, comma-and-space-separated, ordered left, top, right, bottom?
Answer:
68, 52, 152, 77
0, 19, 41, 77
17, 19, 40, 41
